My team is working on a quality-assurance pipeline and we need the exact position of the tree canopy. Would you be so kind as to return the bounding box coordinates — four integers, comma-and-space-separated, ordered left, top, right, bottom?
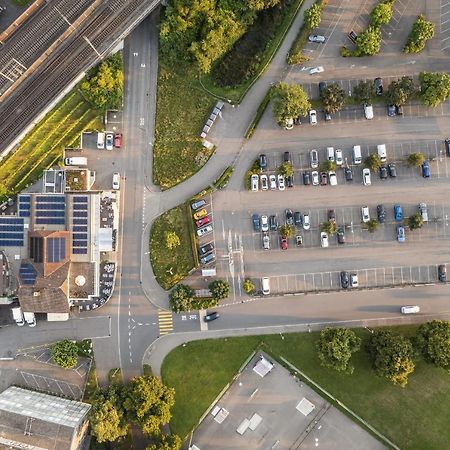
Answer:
354, 26, 381, 56
278, 162, 294, 177
386, 76, 415, 106
146, 434, 182, 450
364, 219, 379, 233
407, 152, 425, 167
243, 278, 255, 294
272, 82, 311, 126
304, 3, 322, 29
370, 2, 393, 27
404, 15, 435, 53
208, 279, 230, 300
321, 83, 345, 113
364, 154, 382, 172
415, 320, 450, 371
51, 339, 78, 369
408, 213, 424, 230
169, 284, 195, 312
279, 224, 295, 238
165, 231, 181, 250
320, 220, 337, 235
419, 71, 450, 107
353, 80, 375, 104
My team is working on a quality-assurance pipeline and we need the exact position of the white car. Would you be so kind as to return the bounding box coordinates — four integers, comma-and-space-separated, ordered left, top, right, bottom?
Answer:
308, 34, 326, 43
362, 168, 371, 186
328, 171, 337, 186
269, 174, 277, 190
335, 149, 343, 166
320, 231, 329, 248
350, 273, 359, 287
361, 206, 370, 223
261, 215, 269, 232
197, 224, 213, 237
251, 174, 259, 192
303, 214, 310, 230
364, 103, 374, 120
277, 174, 286, 191
285, 118, 294, 130
112, 172, 120, 190
309, 66, 324, 75
105, 133, 114, 151
260, 174, 268, 191
262, 233, 270, 250
310, 149, 319, 168
311, 170, 319, 186
309, 109, 317, 125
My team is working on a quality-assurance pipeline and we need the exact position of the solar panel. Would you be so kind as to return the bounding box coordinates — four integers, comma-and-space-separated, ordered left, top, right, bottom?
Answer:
36, 195, 65, 203
73, 240, 88, 247
0, 240, 23, 246
20, 263, 37, 284
30, 237, 43, 262
73, 248, 87, 254
19, 203, 30, 210
0, 225, 23, 231
73, 218, 87, 225
73, 232, 88, 240
72, 226, 88, 232
35, 210, 65, 217
0, 217, 23, 224
73, 196, 88, 203
36, 203, 65, 210
0, 233, 24, 239
47, 237, 66, 263
73, 210, 87, 217
19, 210, 31, 217
19, 195, 31, 202
73, 203, 88, 210
35, 218, 66, 225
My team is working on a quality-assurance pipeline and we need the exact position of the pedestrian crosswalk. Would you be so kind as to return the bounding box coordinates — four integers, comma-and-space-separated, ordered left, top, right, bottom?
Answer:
158, 310, 173, 336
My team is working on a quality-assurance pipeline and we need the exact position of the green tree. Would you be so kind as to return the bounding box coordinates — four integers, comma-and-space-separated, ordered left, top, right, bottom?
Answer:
320, 221, 337, 235
364, 154, 382, 171
368, 329, 415, 387
169, 284, 195, 312
279, 224, 295, 238
363, 219, 379, 233
353, 80, 375, 104
124, 375, 175, 435
209, 279, 230, 300
90, 397, 129, 443
146, 433, 182, 450
419, 71, 450, 107
316, 327, 361, 374
278, 162, 294, 177
386, 76, 415, 106
408, 213, 424, 230
404, 15, 435, 53
415, 320, 450, 371
248, 0, 280, 10
407, 152, 425, 167
320, 160, 336, 172
304, 3, 322, 29
243, 278, 255, 294
272, 82, 311, 126
355, 26, 381, 56
321, 83, 345, 113
51, 339, 78, 369
165, 231, 180, 249
370, 2, 393, 27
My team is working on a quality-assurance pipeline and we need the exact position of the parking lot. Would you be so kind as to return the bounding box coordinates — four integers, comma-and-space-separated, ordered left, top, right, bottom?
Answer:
192, 194, 217, 268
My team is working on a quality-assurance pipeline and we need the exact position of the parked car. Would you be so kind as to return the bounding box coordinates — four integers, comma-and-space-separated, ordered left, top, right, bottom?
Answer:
303, 213, 311, 230
114, 133, 122, 148
422, 160, 430, 178
324, 111, 332, 121
270, 215, 278, 231
387, 104, 396, 117
285, 209, 294, 226
269, 174, 277, 190
193, 208, 207, 220
294, 211, 302, 227
344, 166, 353, 182
280, 236, 288, 250
199, 242, 214, 255
285, 118, 294, 130
364, 103, 374, 120
252, 214, 261, 231
396, 104, 403, 115
309, 109, 317, 125
388, 163, 397, 177
303, 171, 311, 185
296, 235, 303, 246
312, 171, 320, 186
361, 206, 370, 223
286, 174, 294, 188
204, 311, 219, 322
377, 204, 386, 223
112, 172, 120, 190
261, 215, 269, 232
262, 232, 270, 250
260, 174, 268, 191
374, 77, 383, 95
259, 154, 267, 170
327, 146, 335, 162
328, 209, 336, 223
106, 132, 114, 151
196, 216, 211, 228
335, 149, 343, 166
310, 149, 319, 168
277, 174, 286, 190
191, 199, 206, 210
394, 204, 403, 221
340, 271, 350, 289
201, 252, 215, 265
320, 172, 328, 185
318, 81, 327, 95
401, 305, 420, 314
328, 171, 338, 186
309, 66, 324, 75
308, 34, 326, 43
419, 203, 428, 222
379, 165, 388, 180
251, 174, 259, 192
397, 225, 406, 243
348, 30, 358, 43
284, 151, 291, 163
445, 138, 450, 157
320, 232, 329, 248
197, 224, 213, 237
337, 227, 345, 244
350, 273, 359, 287
362, 168, 371, 186
438, 264, 447, 282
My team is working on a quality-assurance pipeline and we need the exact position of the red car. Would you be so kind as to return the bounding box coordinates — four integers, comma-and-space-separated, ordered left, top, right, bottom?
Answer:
196, 216, 211, 228
280, 236, 288, 250
114, 133, 122, 148
320, 172, 328, 185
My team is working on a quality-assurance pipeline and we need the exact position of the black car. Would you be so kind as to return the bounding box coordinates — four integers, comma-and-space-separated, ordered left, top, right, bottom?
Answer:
324, 111, 332, 121
388, 163, 397, 178
445, 138, 450, 157
303, 171, 311, 185
348, 30, 358, 43
204, 311, 219, 322
269, 215, 278, 231
286, 174, 294, 187
396, 105, 403, 115
337, 227, 345, 244
259, 154, 267, 170
284, 151, 291, 163
199, 242, 215, 255
252, 214, 261, 231
294, 116, 302, 125
374, 77, 383, 95
387, 104, 396, 117
438, 264, 447, 282
328, 209, 336, 222
319, 81, 327, 95
344, 166, 353, 182
294, 211, 302, 227
285, 209, 294, 226
379, 165, 388, 180
340, 271, 350, 289
377, 204, 386, 223
320, 172, 328, 185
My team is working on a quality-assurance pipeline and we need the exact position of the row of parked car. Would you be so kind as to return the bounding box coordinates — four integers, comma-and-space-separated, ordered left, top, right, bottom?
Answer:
191, 199, 216, 265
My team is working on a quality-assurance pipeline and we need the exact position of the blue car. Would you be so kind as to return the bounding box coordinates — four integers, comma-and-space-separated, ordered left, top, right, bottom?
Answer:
252, 214, 261, 232
394, 204, 403, 222
191, 199, 206, 210
422, 161, 430, 178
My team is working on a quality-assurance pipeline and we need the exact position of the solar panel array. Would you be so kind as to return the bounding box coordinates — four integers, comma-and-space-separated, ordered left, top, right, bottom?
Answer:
18, 194, 31, 217
71, 196, 88, 255
0, 217, 24, 246
19, 263, 37, 285
35, 195, 65, 225
47, 237, 66, 263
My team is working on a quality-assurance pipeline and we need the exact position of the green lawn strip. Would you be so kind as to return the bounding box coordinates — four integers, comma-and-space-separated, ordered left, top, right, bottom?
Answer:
149, 203, 196, 290
82, 360, 98, 404
11, 0, 33, 7
213, 166, 234, 189
245, 86, 274, 139
162, 327, 450, 449
200, 0, 306, 104
153, 62, 216, 190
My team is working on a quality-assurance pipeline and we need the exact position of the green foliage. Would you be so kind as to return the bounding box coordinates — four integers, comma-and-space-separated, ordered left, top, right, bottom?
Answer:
279, 224, 295, 238
407, 152, 426, 167
209, 279, 230, 300
90, 396, 129, 443
80, 53, 123, 109
354, 26, 381, 56
320, 220, 337, 235
287, 51, 310, 65
364, 154, 382, 171
278, 162, 294, 177
419, 71, 450, 107
321, 82, 345, 113
368, 329, 415, 387
386, 76, 415, 106
320, 160, 336, 172
415, 321, 450, 371
245, 159, 262, 189
339, 46, 354, 57
214, 166, 233, 189
353, 80, 375, 104
404, 15, 435, 53
146, 433, 182, 450
165, 231, 181, 250
316, 327, 361, 374
370, 2, 393, 27
245, 87, 273, 138
243, 278, 255, 294
408, 213, 424, 230
363, 219, 379, 233
272, 82, 311, 125
51, 339, 78, 369
304, 3, 322, 29
169, 284, 195, 312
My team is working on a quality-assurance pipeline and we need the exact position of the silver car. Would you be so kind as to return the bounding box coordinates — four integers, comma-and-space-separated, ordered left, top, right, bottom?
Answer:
262, 232, 270, 250
308, 34, 326, 43
310, 149, 319, 168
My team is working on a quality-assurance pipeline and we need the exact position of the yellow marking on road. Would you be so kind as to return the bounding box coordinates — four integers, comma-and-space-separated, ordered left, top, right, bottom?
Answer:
158, 310, 173, 335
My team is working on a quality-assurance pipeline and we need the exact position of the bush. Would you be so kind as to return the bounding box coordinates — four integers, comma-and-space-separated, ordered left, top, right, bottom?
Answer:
243, 278, 255, 294
51, 340, 79, 369
414, 320, 450, 371
304, 2, 322, 28
287, 51, 310, 65
245, 87, 273, 138
354, 26, 381, 57
169, 284, 195, 312
370, 2, 393, 27
209, 280, 230, 300
404, 15, 435, 54
407, 152, 425, 167
340, 46, 354, 57
214, 166, 234, 189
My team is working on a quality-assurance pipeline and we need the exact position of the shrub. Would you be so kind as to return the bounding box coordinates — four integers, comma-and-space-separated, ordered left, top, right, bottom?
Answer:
339, 46, 354, 57
404, 15, 435, 54
51, 340, 79, 369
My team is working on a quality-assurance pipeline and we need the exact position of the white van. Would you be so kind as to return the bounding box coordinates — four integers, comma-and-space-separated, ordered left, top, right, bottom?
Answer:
327, 147, 335, 162
353, 145, 362, 164
262, 277, 270, 295
11, 307, 25, 326
64, 157, 87, 166
401, 305, 420, 314
377, 144, 387, 163
112, 172, 120, 190
24, 311, 36, 327
364, 104, 374, 120
419, 203, 428, 222
97, 132, 105, 149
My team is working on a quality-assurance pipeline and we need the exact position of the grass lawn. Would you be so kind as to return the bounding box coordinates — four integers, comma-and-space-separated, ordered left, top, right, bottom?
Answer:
0, 90, 102, 202
152, 61, 216, 190
162, 327, 450, 449
149, 203, 196, 290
